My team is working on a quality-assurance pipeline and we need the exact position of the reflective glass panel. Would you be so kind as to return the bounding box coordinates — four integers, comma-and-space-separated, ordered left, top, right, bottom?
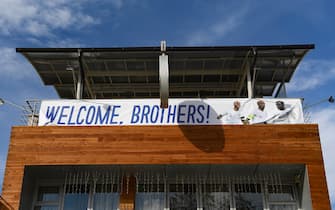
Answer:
37, 186, 59, 202
169, 184, 197, 210
135, 184, 165, 210
34, 206, 58, 210
63, 184, 89, 210
93, 184, 120, 210
203, 184, 230, 210
235, 184, 263, 210
268, 185, 295, 201
269, 204, 297, 210
135, 193, 165, 210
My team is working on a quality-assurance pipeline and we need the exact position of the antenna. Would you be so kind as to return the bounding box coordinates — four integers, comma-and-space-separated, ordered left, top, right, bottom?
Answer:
0, 98, 40, 126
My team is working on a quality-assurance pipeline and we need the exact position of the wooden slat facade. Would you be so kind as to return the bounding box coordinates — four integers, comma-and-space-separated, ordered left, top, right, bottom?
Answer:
1, 124, 331, 210
0, 195, 14, 210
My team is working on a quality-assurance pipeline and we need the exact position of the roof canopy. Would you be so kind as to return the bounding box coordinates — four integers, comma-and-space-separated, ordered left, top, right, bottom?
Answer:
17, 44, 314, 99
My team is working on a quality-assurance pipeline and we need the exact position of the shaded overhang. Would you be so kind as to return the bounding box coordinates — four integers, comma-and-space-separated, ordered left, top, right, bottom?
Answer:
17, 44, 314, 99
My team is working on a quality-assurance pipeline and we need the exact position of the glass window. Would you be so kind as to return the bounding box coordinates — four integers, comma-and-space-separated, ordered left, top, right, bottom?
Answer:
35, 186, 60, 210
202, 184, 230, 210
169, 184, 197, 210
37, 186, 59, 202
268, 185, 295, 201
135, 192, 165, 210
269, 204, 297, 210
34, 206, 59, 210
93, 184, 120, 210
235, 184, 263, 210
135, 184, 165, 210
63, 194, 89, 210
268, 185, 297, 210
63, 184, 89, 210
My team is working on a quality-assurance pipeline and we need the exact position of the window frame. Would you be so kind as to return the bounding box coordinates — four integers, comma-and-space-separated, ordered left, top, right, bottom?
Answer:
32, 180, 64, 210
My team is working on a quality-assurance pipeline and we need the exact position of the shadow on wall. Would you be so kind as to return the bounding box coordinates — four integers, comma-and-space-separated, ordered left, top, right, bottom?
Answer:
178, 100, 224, 153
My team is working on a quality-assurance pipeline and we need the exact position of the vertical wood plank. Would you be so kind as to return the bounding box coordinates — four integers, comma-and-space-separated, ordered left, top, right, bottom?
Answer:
119, 176, 136, 210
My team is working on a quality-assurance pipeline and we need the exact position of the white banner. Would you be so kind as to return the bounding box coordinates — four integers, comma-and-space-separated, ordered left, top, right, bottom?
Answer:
38, 98, 304, 126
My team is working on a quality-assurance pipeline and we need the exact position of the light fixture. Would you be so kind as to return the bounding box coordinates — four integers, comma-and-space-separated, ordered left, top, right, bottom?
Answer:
66, 64, 74, 71
303, 95, 334, 110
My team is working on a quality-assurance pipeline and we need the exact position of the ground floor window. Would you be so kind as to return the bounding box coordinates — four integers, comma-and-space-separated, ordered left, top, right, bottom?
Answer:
235, 183, 263, 210
63, 184, 89, 210
34, 186, 60, 210
31, 165, 303, 210
93, 184, 120, 210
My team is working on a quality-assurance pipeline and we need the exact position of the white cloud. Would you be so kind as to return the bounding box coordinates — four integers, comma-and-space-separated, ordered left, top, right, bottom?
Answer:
287, 59, 335, 92
46, 38, 84, 48
110, 0, 124, 10
311, 107, 335, 204
0, 0, 98, 37
108, 0, 141, 10
0, 47, 33, 80
25, 37, 83, 48
186, 5, 249, 46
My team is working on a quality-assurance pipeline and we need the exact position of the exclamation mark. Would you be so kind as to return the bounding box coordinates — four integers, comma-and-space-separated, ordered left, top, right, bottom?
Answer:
206, 105, 210, 123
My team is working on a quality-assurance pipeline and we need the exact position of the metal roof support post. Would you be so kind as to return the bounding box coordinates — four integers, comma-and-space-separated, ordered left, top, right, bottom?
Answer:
247, 65, 252, 99
76, 50, 85, 99
274, 82, 287, 98
237, 51, 251, 97
159, 41, 169, 108
247, 48, 258, 99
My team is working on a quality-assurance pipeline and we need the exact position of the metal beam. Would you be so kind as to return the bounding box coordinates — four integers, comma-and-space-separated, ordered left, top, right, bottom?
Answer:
56, 82, 239, 92
16, 44, 315, 54
31, 55, 300, 66
82, 60, 96, 99
44, 68, 243, 77
274, 82, 286, 98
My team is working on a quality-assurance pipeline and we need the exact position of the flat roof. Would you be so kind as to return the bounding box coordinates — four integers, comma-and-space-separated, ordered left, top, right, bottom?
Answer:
17, 44, 314, 99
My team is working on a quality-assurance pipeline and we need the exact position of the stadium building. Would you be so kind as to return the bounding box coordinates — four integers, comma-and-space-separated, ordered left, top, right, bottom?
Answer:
0, 43, 331, 210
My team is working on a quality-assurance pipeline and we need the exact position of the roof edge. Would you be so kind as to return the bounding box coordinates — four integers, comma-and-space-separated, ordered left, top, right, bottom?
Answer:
16, 44, 315, 53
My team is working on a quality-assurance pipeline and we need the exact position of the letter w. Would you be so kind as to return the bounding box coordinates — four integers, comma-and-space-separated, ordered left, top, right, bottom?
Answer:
45, 106, 60, 123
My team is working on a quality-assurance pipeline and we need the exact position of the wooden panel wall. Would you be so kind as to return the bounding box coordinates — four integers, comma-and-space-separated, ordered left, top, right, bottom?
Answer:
1, 124, 331, 210
0, 195, 14, 210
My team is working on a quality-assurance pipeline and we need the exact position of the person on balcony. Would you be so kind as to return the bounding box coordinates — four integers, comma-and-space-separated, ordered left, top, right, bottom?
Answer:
247, 100, 268, 124
217, 100, 243, 124
267, 100, 295, 124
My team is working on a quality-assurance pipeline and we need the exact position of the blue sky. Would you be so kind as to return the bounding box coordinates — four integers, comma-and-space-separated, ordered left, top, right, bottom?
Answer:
0, 0, 334, 207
